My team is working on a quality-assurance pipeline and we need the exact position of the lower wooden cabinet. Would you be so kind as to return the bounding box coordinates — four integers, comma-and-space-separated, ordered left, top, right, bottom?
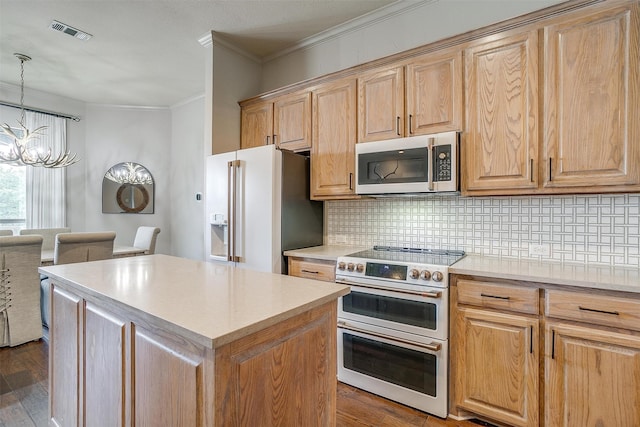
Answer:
288, 257, 336, 282
452, 278, 539, 427
452, 275, 640, 427
545, 322, 640, 427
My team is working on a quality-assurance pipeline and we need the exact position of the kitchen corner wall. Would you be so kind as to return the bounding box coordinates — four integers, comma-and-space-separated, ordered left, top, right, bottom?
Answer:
326, 194, 640, 268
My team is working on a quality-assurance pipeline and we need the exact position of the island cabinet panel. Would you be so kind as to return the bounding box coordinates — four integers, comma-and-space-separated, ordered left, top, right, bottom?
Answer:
543, 2, 640, 190
454, 306, 539, 427
50, 285, 83, 427
84, 303, 127, 426
134, 327, 206, 426
215, 301, 338, 426
545, 322, 640, 427
463, 29, 539, 193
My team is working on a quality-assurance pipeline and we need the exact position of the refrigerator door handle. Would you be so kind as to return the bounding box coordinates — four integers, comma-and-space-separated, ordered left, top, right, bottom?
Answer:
228, 160, 241, 262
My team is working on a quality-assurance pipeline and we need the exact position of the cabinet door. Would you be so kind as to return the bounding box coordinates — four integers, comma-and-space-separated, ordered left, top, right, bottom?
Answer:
50, 285, 83, 427
274, 91, 312, 151
358, 66, 404, 142
464, 30, 539, 193
311, 78, 357, 199
546, 322, 640, 427
133, 326, 206, 426
84, 303, 128, 426
241, 101, 273, 149
454, 306, 539, 427
543, 3, 640, 189
406, 50, 462, 136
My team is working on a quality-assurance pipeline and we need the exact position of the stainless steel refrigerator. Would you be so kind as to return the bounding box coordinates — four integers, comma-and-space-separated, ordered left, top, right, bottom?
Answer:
205, 144, 323, 273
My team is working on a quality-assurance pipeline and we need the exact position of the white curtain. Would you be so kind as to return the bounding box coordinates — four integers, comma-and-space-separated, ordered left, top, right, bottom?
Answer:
25, 111, 67, 228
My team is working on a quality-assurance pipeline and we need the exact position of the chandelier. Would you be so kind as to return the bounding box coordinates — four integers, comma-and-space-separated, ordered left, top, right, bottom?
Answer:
105, 162, 153, 185
0, 53, 78, 168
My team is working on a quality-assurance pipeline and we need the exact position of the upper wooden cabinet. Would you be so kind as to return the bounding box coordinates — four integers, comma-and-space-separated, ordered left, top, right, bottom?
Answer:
240, 101, 273, 149
357, 50, 462, 143
405, 50, 462, 136
542, 1, 640, 190
311, 78, 357, 200
464, 1, 640, 196
463, 29, 539, 194
240, 91, 312, 151
357, 66, 404, 142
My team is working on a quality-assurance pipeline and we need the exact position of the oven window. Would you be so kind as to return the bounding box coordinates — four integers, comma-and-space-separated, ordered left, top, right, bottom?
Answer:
343, 333, 437, 397
358, 148, 428, 185
342, 291, 437, 330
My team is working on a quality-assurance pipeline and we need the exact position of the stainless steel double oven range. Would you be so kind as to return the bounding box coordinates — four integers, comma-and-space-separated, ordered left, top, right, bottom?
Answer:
335, 246, 465, 418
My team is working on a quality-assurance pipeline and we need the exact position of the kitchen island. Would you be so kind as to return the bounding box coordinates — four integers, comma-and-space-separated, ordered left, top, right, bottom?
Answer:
39, 254, 350, 426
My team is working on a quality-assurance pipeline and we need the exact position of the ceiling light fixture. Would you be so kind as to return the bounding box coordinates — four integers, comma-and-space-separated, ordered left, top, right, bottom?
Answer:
0, 53, 79, 168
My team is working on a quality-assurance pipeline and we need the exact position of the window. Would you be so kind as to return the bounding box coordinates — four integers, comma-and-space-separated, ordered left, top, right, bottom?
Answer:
0, 129, 26, 233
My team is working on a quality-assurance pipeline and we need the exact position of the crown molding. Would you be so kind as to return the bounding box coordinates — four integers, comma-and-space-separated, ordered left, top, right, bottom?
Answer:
262, 0, 436, 62
198, 31, 262, 63
171, 93, 205, 110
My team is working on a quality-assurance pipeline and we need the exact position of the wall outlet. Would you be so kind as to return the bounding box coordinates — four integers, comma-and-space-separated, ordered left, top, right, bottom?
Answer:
335, 235, 347, 244
529, 244, 550, 257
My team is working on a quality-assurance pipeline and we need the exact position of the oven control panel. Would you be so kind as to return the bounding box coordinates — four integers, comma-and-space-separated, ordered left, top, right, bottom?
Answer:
336, 257, 448, 287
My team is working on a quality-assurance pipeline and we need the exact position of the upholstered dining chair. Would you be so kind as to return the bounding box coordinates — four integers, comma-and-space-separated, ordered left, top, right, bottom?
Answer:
20, 227, 71, 251
40, 231, 116, 328
0, 235, 43, 347
0, 230, 13, 236
133, 226, 161, 255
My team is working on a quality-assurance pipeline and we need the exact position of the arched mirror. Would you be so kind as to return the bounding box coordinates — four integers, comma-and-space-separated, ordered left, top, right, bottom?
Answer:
102, 162, 155, 214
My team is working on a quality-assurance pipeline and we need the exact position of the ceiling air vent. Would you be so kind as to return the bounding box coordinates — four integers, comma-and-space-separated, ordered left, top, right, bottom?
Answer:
49, 20, 92, 41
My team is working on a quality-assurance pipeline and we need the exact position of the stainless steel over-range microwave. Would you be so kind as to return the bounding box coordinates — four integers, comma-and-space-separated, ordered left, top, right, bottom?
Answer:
355, 131, 459, 195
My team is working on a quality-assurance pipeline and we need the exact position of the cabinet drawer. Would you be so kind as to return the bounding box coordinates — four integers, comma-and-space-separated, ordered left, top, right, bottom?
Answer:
546, 289, 640, 331
457, 279, 539, 315
288, 258, 336, 283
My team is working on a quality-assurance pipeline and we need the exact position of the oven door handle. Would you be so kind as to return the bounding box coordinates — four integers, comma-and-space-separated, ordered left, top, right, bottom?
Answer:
335, 279, 442, 299
338, 320, 442, 352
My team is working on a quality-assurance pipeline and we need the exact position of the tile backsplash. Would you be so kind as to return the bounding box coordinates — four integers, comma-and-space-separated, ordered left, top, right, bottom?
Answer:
326, 194, 640, 268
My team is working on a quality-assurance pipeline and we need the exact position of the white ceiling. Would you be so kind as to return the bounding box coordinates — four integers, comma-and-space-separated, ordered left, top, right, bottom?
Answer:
0, 0, 396, 107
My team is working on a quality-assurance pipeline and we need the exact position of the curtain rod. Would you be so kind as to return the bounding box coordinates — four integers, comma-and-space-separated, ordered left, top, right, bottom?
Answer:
0, 100, 81, 122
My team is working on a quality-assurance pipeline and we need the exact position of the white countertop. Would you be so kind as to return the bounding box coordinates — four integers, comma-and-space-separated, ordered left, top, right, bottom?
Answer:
39, 254, 350, 348
451, 255, 640, 294
284, 245, 367, 261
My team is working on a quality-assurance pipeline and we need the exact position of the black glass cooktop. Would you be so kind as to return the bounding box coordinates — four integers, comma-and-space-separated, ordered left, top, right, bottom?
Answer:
346, 246, 465, 266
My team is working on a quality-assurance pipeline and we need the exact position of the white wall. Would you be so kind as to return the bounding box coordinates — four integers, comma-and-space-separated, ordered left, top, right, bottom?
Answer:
171, 96, 205, 260
260, 0, 564, 91
84, 104, 172, 253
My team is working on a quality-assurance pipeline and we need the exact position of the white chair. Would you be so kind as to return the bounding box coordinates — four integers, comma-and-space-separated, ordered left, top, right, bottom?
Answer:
20, 227, 71, 251
41, 231, 116, 327
0, 230, 13, 236
0, 235, 43, 347
133, 226, 161, 255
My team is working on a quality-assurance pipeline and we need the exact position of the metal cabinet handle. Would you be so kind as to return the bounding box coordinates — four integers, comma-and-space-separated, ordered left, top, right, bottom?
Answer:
549, 157, 553, 181
273, 134, 277, 146
396, 116, 401, 136
530, 159, 534, 182
551, 329, 556, 359
579, 306, 619, 316
301, 269, 320, 274
338, 320, 441, 352
349, 173, 353, 190
266, 135, 270, 145
480, 293, 510, 300
409, 114, 413, 134
530, 325, 534, 354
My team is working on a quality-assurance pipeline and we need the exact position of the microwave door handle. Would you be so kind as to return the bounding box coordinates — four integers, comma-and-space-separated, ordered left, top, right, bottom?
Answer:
428, 137, 435, 191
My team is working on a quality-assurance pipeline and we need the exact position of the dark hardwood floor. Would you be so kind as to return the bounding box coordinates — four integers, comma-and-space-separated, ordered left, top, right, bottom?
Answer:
0, 339, 482, 427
